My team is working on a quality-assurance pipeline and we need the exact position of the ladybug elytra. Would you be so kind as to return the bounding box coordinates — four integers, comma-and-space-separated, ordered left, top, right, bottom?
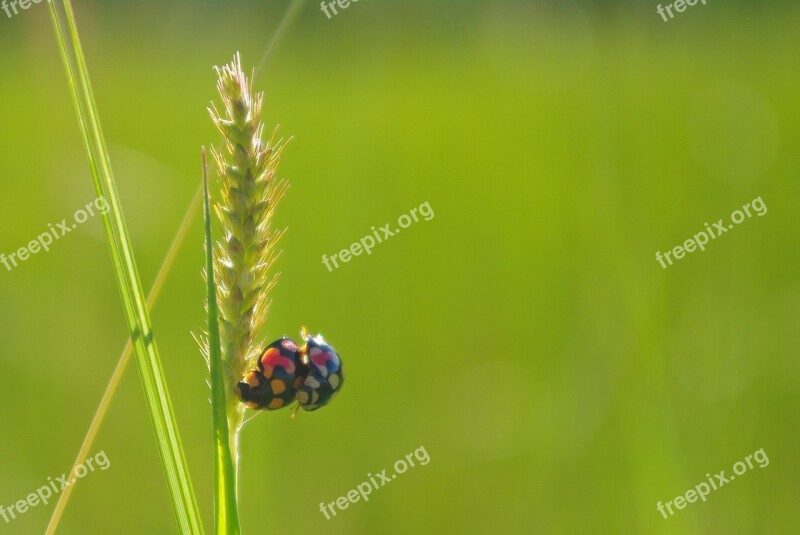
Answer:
236, 337, 304, 410
296, 333, 344, 412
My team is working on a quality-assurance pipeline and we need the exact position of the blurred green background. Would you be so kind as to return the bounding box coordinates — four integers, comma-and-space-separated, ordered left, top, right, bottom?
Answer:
1, 0, 799, 533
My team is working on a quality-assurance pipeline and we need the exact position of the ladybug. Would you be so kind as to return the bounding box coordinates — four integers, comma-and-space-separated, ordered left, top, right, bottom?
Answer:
236, 337, 304, 410
295, 331, 345, 412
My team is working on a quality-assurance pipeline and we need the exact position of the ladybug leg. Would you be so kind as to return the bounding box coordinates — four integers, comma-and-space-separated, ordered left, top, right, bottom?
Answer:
300, 325, 309, 341
290, 402, 301, 420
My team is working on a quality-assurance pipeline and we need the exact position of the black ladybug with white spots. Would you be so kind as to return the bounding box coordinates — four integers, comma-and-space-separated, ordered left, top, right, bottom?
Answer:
295, 330, 344, 412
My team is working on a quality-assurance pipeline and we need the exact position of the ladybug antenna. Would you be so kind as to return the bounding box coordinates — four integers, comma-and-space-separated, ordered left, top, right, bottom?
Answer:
290, 402, 301, 420
300, 325, 309, 341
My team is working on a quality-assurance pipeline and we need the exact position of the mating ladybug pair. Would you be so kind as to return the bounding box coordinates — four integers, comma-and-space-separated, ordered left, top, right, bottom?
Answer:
236, 329, 344, 413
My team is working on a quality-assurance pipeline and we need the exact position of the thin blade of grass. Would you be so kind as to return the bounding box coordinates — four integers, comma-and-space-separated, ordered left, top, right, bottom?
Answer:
48, 1, 204, 533
203, 149, 241, 534
45, 1, 303, 530
45, 183, 203, 535
255, 0, 306, 76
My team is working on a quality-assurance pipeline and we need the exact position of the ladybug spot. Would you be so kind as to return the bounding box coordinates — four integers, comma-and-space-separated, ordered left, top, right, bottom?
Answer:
328, 374, 340, 390
271, 379, 286, 395
305, 375, 321, 389
262, 351, 296, 375
310, 349, 335, 375
244, 372, 261, 388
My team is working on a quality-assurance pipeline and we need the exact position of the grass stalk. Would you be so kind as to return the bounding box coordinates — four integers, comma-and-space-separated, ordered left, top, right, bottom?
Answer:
255, 0, 306, 75
45, 183, 202, 535
203, 149, 241, 534
206, 53, 290, 530
48, 1, 204, 532
45, 1, 301, 531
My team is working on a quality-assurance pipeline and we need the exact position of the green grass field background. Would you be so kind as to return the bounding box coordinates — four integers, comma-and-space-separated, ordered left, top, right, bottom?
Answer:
0, 1, 798, 533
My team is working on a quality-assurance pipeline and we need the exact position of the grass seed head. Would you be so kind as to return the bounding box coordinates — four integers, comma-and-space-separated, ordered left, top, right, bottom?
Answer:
208, 52, 290, 423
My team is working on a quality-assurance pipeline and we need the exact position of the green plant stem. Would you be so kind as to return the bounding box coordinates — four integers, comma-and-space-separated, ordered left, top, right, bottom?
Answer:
203, 149, 241, 535
48, 1, 204, 532
255, 0, 306, 75
45, 183, 202, 535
